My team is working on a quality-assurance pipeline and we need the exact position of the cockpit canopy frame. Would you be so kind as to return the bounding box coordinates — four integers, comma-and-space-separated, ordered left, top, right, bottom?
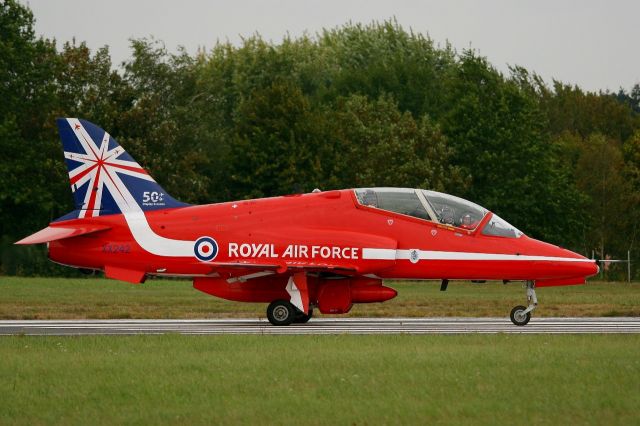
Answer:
353, 187, 523, 238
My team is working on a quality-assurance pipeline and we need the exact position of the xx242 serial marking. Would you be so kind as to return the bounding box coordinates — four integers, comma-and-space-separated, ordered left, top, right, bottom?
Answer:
102, 243, 131, 254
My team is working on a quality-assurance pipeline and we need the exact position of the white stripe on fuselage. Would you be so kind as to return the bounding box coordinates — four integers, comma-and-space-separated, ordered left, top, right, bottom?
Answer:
361, 248, 593, 263
122, 211, 194, 257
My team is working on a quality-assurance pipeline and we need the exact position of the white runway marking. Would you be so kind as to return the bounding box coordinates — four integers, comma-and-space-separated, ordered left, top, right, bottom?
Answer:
1, 318, 639, 335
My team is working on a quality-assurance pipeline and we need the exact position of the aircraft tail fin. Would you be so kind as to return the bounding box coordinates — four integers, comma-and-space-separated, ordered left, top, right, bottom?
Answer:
55, 118, 187, 221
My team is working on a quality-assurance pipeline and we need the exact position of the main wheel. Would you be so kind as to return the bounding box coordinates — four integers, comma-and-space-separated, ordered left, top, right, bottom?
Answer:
294, 307, 313, 324
267, 300, 296, 326
510, 305, 531, 326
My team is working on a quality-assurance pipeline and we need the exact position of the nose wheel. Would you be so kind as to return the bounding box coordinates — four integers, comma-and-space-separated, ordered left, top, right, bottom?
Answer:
510, 280, 537, 326
510, 305, 531, 326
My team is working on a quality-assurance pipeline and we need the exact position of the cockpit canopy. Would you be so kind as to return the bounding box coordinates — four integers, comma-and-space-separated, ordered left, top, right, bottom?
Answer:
354, 188, 523, 238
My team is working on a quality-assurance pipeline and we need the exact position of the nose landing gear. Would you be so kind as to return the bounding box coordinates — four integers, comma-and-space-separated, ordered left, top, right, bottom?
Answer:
510, 280, 537, 326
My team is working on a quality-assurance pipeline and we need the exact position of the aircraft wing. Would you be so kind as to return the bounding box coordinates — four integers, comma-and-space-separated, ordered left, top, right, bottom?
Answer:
197, 257, 395, 316
15, 224, 111, 245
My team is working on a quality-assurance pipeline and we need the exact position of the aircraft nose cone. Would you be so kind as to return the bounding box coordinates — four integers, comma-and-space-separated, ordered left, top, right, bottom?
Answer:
584, 259, 599, 277
563, 249, 599, 278
530, 240, 601, 284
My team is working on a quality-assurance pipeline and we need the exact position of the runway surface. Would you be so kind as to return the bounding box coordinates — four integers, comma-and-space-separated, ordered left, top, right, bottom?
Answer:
1, 317, 639, 335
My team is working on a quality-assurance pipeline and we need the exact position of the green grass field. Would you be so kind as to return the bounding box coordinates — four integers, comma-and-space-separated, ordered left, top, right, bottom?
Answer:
0, 276, 639, 319
1, 334, 639, 425
1, 277, 639, 425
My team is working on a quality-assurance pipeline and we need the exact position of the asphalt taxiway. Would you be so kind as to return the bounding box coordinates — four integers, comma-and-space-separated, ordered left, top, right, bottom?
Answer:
1, 317, 639, 335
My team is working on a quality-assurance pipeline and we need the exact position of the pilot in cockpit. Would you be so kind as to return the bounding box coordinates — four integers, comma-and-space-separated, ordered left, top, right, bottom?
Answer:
460, 213, 477, 229
438, 206, 455, 225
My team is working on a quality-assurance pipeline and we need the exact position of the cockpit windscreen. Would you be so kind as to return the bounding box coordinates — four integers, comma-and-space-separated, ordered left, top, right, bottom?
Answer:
421, 190, 487, 230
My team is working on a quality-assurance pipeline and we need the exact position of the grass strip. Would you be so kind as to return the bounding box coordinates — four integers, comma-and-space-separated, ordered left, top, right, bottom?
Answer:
1, 334, 639, 425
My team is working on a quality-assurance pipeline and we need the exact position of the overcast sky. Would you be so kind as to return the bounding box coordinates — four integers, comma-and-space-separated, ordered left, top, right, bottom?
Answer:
24, 0, 640, 93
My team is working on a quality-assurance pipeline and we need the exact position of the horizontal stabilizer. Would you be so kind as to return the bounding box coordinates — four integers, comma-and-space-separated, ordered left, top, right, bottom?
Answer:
15, 224, 110, 245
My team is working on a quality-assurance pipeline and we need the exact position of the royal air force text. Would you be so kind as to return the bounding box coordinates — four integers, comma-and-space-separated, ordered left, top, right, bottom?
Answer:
228, 243, 359, 259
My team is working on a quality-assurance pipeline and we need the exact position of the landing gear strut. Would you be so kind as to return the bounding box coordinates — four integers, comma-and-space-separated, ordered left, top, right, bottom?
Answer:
510, 280, 537, 326
294, 307, 314, 324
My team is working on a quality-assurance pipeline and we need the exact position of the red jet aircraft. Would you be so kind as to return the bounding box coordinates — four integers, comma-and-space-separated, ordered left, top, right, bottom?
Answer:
17, 119, 599, 326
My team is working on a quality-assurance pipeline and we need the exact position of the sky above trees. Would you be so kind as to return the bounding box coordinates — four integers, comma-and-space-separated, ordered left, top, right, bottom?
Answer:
25, 0, 640, 93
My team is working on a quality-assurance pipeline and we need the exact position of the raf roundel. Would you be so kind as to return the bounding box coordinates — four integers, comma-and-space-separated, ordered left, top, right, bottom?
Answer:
194, 236, 219, 262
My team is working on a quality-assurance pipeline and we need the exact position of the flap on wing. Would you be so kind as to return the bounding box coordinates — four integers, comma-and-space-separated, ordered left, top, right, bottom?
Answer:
212, 261, 283, 270
212, 260, 358, 275
15, 224, 110, 245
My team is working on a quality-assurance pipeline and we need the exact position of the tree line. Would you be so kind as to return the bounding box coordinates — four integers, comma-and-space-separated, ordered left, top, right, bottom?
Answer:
1, 1, 639, 278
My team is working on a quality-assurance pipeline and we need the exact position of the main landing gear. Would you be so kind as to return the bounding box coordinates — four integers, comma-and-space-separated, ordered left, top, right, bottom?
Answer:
510, 280, 537, 326
266, 300, 314, 326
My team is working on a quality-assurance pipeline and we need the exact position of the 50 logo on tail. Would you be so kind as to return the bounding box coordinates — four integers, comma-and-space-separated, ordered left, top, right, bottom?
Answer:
142, 191, 165, 205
